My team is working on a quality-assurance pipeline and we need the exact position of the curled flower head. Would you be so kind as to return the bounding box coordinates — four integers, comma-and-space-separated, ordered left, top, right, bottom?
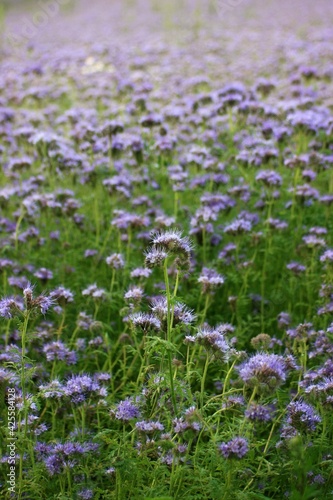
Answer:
320, 249, 333, 264
245, 403, 274, 422
144, 247, 169, 269
124, 286, 144, 303
0, 297, 24, 318
151, 229, 192, 253
147, 230, 193, 270
286, 400, 321, 432
150, 296, 196, 326
111, 398, 140, 421
135, 420, 164, 433
219, 437, 249, 459
237, 353, 287, 392
34, 267, 53, 283
82, 284, 106, 300
50, 287, 74, 306
106, 253, 125, 269
198, 267, 224, 294
255, 170, 282, 187
224, 219, 252, 235
129, 312, 161, 332
185, 324, 236, 361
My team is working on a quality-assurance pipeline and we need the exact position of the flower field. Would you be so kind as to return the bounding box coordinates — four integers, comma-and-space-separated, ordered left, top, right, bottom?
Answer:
1, 1, 333, 498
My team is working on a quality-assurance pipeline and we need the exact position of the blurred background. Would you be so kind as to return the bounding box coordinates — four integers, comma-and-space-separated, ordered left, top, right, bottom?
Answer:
1, 0, 333, 95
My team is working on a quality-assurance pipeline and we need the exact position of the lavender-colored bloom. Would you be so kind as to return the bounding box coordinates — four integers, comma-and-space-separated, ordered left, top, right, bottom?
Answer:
185, 324, 236, 360
302, 235, 326, 248
39, 440, 98, 476
286, 401, 321, 432
219, 437, 249, 459
286, 322, 314, 340
286, 262, 306, 274
130, 267, 152, 279
39, 379, 65, 399
76, 312, 100, 331
124, 286, 144, 302
36, 295, 54, 315
129, 312, 161, 331
256, 170, 282, 186
50, 287, 74, 305
105, 467, 116, 475
221, 395, 246, 409
144, 247, 169, 268
198, 267, 224, 293
302, 169, 317, 181
34, 267, 53, 282
8, 275, 30, 290
151, 230, 192, 257
150, 296, 196, 326
0, 297, 24, 318
277, 312, 291, 328
106, 253, 125, 269
84, 249, 98, 258
266, 218, 288, 230
82, 284, 106, 299
135, 420, 164, 433
245, 403, 273, 422
64, 374, 100, 403
237, 353, 287, 391
320, 249, 333, 263
113, 399, 140, 421
78, 489, 94, 499
173, 417, 201, 434
224, 219, 252, 235
43, 341, 77, 364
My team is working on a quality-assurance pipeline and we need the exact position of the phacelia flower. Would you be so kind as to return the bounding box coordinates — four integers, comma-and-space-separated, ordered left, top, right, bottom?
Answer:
286, 400, 321, 432
219, 437, 249, 459
237, 353, 287, 392
112, 399, 140, 421
106, 253, 125, 269
198, 267, 225, 293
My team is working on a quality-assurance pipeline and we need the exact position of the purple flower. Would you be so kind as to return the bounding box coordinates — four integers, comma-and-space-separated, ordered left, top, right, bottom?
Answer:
106, 253, 125, 269
144, 247, 169, 268
256, 170, 282, 186
43, 341, 77, 364
237, 353, 287, 391
245, 403, 273, 422
286, 401, 321, 432
185, 324, 236, 360
150, 297, 195, 326
64, 374, 100, 403
113, 399, 140, 421
39, 380, 65, 399
36, 295, 54, 315
198, 268, 224, 293
129, 312, 161, 331
135, 420, 164, 433
219, 437, 249, 459
34, 267, 54, 283
320, 249, 333, 263
277, 312, 291, 328
78, 489, 94, 499
286, 262, 306, 274
124, 286, 144, 303
0, 297, 24, 318
224, 219, 252, 235
50, 287, 74, 306
82, 284, 106, 300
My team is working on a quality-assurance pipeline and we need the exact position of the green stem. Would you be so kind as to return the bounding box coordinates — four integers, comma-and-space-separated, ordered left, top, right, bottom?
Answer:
164, 260, 177, 414
200, 354, 210, 408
